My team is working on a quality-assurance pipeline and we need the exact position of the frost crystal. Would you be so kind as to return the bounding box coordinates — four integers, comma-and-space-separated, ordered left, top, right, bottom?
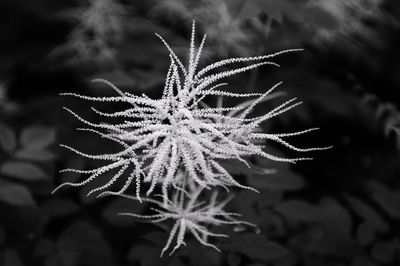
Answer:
54, 21, 330, 255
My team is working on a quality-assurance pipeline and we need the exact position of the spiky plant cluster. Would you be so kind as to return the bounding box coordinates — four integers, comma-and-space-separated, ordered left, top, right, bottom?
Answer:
110, 172, 255, 256
53, 0, 125, 64
54, 22, 329, 255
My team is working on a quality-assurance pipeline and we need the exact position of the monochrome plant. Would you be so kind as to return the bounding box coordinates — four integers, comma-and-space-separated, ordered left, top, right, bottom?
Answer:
54, 21, 330, 255
52, 0, 125, 65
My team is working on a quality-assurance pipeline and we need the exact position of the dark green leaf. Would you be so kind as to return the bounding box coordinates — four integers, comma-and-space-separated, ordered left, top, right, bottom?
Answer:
14, 148, 54, 162
369, 181, 400, 219
57, 221, 113, 266
351, 256, 377, 266
40, 199, 79, 225
275, 200, 320, 221
20, 126, 56, 149
371, 241, 398, 263
34, 239, 56, 258
4, 249, 24, 266
0, 183, 36, 207
127, 244, 168, 266
249, 170, 304, 191
318, 198, 352, 238
0, 123, 16, 152
0, 161, 47, 181
346, 195, 388, 232
356, 222, 375, 246
221, 234, 289, 262
227, 252, 241, 266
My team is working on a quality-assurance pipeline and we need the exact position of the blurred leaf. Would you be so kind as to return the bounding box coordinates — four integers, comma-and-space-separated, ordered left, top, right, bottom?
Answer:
346, 195, 388, 232
14, 148, 54, 162
356, 222, 375, 246
0, 123, 16, 152
303, 7, 339, 30
0, 183, 36, 207
318, 198, 352, 238
44, 254, 66, 266
142, 231, 168, 246
227, 252, 241, 266
219, 159, 276, 177
0, 161, 47, 181
258, 211, 285, 237
57, 221, 114, 266
127, 244, 168, 266
275, 200, 320, 221
249, 170, 304, 191
40, 199, 79, 225
102, 197, 146, 227
369, 181, 400, 219
351, 256, 377, 266
221, 233, 289, 262
231, 190, 260, 223
4, 249, 24, 266
371, 241, 398, 264
34, 239, 56, 258
20, 126, 55, 149
258, 190, 283, 208
346, 195, 388, 245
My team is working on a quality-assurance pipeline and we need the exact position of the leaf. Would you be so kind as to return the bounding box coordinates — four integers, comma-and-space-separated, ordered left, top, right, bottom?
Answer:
369, 181, 400, 219
40, 199, 79, 225
20, 126, 56, 149
249, 170, 304, 191
0, 123, 16, 152
318, 198, 352, 239
4, 249, 24, 266
356, 222, 375, 246
302, 6, 340, 30
34, 239, 56, 258
221, 234, 289, 262
346, 195, 388, 232
351, 256, 377, 266
0, 183, 36, 207
275, 200, 320, 221
57, 221, 114, 266
227, 252, 241, 266
14, 148, 54, 162
127, 244, 169, 266
219, 159, 276, 177
371, 241, 398, 264
0, 161, 47, 181
346, 195, 388, 245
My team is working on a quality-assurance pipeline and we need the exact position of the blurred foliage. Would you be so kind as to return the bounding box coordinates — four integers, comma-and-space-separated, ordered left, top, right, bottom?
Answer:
1, 0, 400, 265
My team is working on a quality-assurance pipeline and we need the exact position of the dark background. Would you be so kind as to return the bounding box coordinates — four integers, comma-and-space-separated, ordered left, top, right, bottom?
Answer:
1, 0, 400, 265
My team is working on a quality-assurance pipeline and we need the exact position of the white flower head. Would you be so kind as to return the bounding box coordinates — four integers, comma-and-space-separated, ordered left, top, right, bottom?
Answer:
54, 21, 329, 205
110, 181, 255, 256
